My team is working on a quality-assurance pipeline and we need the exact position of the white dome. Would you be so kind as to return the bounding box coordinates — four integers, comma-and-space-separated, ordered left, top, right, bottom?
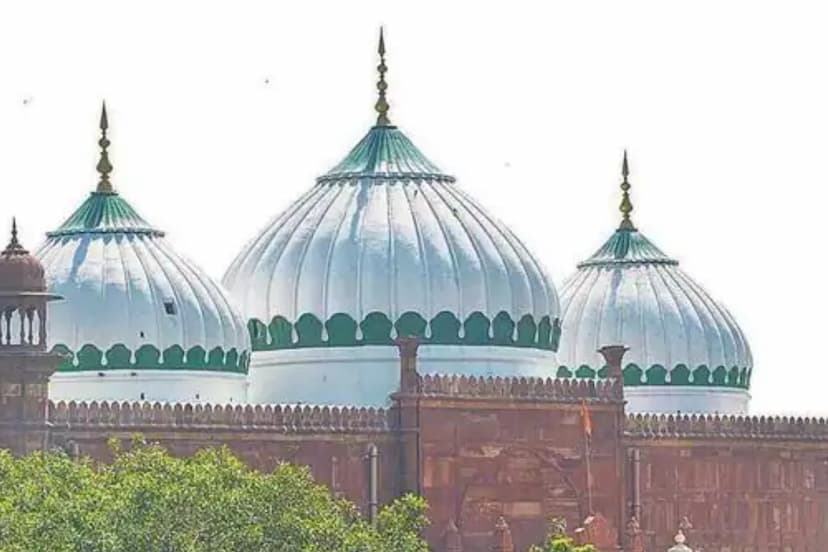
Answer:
224, 125, 561, 406
37, 187, 250, 404
557, 227, 752, 414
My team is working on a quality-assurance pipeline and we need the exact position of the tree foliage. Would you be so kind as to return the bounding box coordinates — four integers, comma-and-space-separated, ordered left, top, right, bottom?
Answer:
528, 518, 597, 552
0, 439, 428, 552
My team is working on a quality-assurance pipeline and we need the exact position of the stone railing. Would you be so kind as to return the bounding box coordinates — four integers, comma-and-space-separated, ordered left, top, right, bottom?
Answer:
626, 413, 828, 441
48, 400, 390, 433
417, 374, 624, 403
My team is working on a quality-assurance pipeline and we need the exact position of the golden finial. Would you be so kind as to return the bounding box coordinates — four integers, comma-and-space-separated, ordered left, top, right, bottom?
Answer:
96, 101, 114, 193
619, 150, 636, 230
374, 27, 391, 126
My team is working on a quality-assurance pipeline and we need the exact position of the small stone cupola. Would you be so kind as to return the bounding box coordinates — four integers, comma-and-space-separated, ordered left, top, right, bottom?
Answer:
0, 219, 60, 349
0, 219, 63, 456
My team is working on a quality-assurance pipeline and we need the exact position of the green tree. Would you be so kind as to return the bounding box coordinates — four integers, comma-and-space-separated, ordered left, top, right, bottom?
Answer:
528, 518, 597, 552
0, 439, 428, 552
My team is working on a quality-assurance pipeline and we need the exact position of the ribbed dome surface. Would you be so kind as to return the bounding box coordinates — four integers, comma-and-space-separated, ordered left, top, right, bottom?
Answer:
37, 191, 250, 380
557, 227, 752, 413
224, 123, 560, 406
224, 125, 560, 349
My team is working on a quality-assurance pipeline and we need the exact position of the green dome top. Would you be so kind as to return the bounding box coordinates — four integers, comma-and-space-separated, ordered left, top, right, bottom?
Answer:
577, 228, 677, 268
46, 191, 162, 238
318, 126, 453, 183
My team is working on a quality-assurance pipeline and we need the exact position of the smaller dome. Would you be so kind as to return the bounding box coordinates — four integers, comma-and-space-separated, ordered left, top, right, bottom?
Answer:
0, 219, 46, 293
557, 155, 752, 414
36, 105, 250, 404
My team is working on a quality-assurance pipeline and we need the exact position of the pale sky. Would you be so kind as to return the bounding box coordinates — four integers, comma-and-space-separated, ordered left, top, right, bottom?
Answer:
1, 1, 825, 415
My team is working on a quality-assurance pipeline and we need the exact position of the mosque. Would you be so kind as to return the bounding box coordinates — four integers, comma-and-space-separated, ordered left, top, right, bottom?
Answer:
37, 33, 749, 417
1, 31, 822, 552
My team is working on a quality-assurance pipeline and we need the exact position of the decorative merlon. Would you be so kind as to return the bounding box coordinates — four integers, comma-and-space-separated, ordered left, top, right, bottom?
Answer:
626, 517, 644, 552
626, 413, 828, 441
48, 401, 390, 432
491, 517, 514, 552
419, 374, 624, 403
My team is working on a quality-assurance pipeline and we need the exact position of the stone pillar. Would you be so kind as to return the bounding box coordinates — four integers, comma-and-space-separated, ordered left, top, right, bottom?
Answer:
627, 447, 642, 522
599, 343, 629, 551
366, 444, 379, 525
392, 337, 421, 495
491, 517, 514, 552
598, 345, 629, 381
396, 337, 421, 393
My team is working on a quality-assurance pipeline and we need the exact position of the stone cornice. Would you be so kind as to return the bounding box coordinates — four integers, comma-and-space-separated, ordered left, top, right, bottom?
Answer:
625, 413, 828, 442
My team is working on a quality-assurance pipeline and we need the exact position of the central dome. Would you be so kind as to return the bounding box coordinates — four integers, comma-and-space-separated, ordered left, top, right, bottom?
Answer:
223, 34, 560, 406
225, 126, 558, 340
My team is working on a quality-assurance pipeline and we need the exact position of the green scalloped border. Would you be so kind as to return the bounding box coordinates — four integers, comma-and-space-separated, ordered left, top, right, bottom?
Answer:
248, 310, 561, 352
51, 344, 250, 374
556, 363, 751, 390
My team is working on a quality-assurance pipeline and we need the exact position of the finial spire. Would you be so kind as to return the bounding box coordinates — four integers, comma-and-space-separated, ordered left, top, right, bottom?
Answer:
618, 150, 636, 230
4, 217, 26, 254
96, 101, 114, 193
374, 27, 391, 126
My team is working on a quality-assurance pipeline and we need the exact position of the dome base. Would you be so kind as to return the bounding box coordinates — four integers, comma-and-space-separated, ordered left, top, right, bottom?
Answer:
49, 370, 248, 404
248, 345, 558, 407
624, 386, 750, 415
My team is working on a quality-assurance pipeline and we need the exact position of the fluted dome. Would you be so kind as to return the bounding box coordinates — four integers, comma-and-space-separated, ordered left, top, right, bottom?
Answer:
224, 38, 560, 406
225, 126, 558, 334
557, 160, 752, 414
36, 107, 250, 404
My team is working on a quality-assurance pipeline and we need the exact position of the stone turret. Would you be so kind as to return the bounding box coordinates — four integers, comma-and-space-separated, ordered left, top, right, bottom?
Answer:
0, 220, 62, 454
491, 517, 514, 552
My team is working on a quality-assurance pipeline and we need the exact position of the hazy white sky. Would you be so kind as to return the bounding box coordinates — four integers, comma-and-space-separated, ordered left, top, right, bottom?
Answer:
1, 1, 825, 414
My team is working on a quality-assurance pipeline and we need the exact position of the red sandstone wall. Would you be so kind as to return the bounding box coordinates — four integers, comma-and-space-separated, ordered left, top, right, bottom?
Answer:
40, 389, 828, 552
416, 376, 626, 552
42, 378, 628, 552
627, 415, 828, 552
47, 401, 400, 516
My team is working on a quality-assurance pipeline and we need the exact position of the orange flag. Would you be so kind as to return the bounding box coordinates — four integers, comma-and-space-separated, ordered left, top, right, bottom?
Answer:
580, 400, 593, 438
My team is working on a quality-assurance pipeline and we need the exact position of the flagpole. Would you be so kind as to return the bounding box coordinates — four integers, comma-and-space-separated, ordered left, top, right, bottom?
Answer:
585, 430, 593, 515
580, 400, 594, 516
